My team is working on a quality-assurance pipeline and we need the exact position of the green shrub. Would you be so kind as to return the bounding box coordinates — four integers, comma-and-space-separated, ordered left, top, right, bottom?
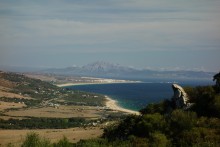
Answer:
136, 113, 166, 137
180, 127, 220, 147
140, 100, 172, 115
170, 110, 197, 134
74, 139, 109, 147
149, 132, 170, 147
6, 143, 15, 147
103, 115, 139, 140
53, 136, 72, 147
21, 132, 51, 147
213, 95, 220, 117
185, 86, 220, 117
130, 137, 149, 147
74, 138, 134, 147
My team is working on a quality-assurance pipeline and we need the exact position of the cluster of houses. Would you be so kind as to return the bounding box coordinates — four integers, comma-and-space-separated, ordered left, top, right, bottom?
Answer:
41, 101, 60, 108
82, 94, 99, 98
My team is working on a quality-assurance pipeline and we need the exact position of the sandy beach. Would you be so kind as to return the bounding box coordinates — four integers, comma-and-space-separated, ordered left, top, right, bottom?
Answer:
57, 82, 140, 115
56, 78, 141, 87
57, 82, 106, 87
105, 96, 140, 115
56, 81, 141, 87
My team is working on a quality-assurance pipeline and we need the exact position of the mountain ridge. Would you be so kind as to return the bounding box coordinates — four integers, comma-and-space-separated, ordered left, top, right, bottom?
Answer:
39, 61, 214, 81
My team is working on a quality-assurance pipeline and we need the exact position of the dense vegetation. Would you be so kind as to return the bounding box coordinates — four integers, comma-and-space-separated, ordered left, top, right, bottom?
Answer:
0, 97, 41, 108
0, 117, 87, 129
0, 113, 126, 129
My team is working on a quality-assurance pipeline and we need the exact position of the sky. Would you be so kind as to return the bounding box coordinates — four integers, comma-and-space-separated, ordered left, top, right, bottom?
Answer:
0, 0, 220, 72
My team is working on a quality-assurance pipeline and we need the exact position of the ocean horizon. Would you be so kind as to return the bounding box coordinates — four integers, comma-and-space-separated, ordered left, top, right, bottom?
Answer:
66, 80, 213, 111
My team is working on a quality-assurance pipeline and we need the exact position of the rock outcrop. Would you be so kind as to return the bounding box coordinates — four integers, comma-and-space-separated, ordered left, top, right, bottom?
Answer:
171, 84, 191, 109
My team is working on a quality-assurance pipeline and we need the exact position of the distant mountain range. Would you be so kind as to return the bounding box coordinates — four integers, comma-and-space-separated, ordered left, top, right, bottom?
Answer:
40, 61, 215, 82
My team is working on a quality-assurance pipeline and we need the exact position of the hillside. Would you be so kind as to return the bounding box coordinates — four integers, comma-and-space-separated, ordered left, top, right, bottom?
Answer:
0, 71, 128, 146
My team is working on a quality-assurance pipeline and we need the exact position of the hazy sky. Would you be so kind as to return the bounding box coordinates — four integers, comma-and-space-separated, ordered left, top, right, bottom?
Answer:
0, 0, 220, 72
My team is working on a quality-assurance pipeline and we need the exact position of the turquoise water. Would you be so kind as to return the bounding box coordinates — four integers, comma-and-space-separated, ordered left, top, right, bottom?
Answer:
67, 81, 212, 111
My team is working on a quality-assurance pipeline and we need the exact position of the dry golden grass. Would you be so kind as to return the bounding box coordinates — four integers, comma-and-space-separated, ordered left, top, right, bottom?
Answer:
0, 78, 15, 89
0, 101, 26, 111
0, 127, 103, 147
0, 91, 31, 99
5, 105, 103, 119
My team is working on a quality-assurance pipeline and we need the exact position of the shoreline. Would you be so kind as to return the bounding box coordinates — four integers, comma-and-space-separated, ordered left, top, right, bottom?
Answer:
105, 96, 140, 115
56, 81, 141, 87
57, 82, 140, 115
57, 82, 114, 87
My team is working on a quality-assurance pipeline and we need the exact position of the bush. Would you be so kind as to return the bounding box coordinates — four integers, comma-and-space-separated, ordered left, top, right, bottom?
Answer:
103, 115, 139, 140
170, 110, 197, 134
140, 99, 172, 115
149, 132, 170, 147
135, 113, 167, 137
213, 95, 220, 118
53, 136, 72, 147
184, 86, 217, 117
74, 138, 133, 147
21, 132, 51, 147
74, 139, 109, 147
180, 127, 220, 147
21, 133, 73, 147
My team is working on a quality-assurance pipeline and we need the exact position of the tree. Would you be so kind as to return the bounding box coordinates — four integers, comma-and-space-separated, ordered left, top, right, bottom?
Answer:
213, 72, 220, 93
149, 132, 170, 147
21, 132, 51, 147
170, 110, 197, 134
53, 136, 72, 147
135, 113, 167, 137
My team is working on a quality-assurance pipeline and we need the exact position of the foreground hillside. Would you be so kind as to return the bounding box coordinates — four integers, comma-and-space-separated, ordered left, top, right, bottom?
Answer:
0, 71, 127, 146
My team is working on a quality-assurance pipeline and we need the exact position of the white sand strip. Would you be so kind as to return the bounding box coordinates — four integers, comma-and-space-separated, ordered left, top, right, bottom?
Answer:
105, 96, 140, 115
56, 80, 142, 87
56, 83, 97, 87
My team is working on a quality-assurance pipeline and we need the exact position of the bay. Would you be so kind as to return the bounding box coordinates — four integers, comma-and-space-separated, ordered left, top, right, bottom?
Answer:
66, 81, 213, 111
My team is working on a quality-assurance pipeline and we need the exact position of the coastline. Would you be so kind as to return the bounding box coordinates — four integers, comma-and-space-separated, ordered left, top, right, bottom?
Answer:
56, 82, 115, 87
105, 96, 140, 115
55, 77, 142, 87
56, 81, 141, 87
57, 82, 140, 115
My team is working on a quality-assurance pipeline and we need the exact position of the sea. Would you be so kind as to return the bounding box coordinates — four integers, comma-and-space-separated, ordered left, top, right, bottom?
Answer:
66, 80, 214, 111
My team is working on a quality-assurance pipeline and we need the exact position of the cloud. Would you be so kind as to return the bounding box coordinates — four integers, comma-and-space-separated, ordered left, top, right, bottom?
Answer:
0, 0, 220, 71
1, 17, 219, 52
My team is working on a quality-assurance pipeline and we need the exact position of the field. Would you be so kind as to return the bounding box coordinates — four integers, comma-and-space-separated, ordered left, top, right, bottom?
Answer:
0, 127, 103, 147
4, 105, 106, 119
